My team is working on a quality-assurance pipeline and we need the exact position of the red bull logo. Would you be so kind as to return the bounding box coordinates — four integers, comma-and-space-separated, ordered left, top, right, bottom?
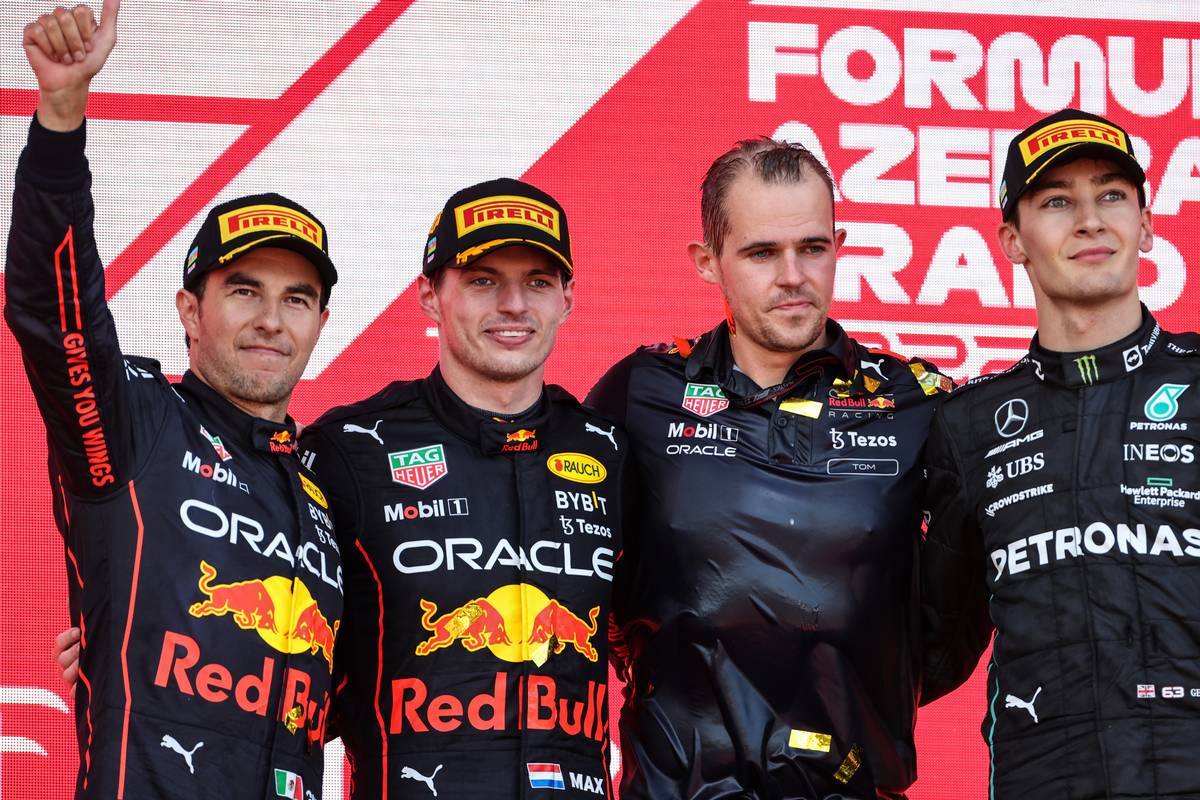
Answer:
415, 597, 512, 655
503, 428, 538, 453
827, 392, 896, 412
291, 601, 339, 669
188, 561, 339, 670
414, 584, 598, 665
190, 560, 277, 632
390, 671, 608, 742
154, 629, 332, 743
269, 430, 296, 454
528, 600, 600, 662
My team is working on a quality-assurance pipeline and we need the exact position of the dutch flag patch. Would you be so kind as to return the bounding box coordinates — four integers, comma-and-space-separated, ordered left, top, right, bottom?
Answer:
526, 762, 566, 790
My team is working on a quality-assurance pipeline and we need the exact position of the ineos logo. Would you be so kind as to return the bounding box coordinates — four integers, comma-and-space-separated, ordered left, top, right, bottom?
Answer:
995, 399, 1029, 438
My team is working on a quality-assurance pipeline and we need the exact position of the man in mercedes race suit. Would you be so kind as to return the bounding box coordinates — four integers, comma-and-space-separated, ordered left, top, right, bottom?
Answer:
588, 137, 953, 799
11, 3, 343, 797
922, 108, 1200, 799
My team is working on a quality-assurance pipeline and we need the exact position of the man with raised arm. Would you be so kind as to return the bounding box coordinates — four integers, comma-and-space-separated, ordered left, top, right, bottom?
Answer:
9, 3, 342, 797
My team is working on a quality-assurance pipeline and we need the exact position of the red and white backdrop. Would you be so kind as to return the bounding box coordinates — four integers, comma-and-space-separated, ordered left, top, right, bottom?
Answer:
2, 1, 1198, 797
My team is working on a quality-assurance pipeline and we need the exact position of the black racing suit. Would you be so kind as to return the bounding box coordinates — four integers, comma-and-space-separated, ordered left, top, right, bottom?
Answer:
5, 117, 343, 800
587, 320, 951, 800
301, 369, 629, 798
922, 309, 1200, 799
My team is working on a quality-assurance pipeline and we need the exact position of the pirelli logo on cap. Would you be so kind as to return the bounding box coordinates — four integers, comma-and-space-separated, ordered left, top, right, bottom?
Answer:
218, 204, 324, 249
1019, 119, 1129, 166
455, 195, 561, 240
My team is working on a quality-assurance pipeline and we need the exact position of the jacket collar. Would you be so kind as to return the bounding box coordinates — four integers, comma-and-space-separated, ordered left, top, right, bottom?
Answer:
684, 319, 857, 406
1027, 306, 1162, 388
177, 371, 300, 456
423, 366, 550, 455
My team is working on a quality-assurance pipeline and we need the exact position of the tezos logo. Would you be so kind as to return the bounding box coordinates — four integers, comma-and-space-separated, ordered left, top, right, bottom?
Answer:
828, 429, 896, 450
389, 444, 448, 490
682, 383, 729, 418
994, 399, 1029, 438
1144, 384, 1188, 422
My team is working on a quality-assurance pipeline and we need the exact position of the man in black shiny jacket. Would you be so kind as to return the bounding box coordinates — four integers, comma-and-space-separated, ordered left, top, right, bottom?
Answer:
922, 109, 1200, 799
588, 138, 952, 800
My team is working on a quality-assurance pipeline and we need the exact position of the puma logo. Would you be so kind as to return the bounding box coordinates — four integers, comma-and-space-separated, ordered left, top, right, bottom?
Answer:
400, 764, 443, 796
1004, 686, 1043, 723
585, 422, 618, 451
343, 420, 384, 445
860, 358, 887, 380
160, 734, 203, 774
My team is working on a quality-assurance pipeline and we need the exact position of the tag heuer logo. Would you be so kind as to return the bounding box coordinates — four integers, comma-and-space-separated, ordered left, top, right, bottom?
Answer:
389, 444, 448, 489
682, 383, 729, 418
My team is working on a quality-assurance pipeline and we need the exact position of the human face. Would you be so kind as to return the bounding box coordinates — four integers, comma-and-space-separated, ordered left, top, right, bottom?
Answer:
177, 247, 328, 420
692, 172, 844, 356
1000, 158, 1152, 307
419, 245, 573, 387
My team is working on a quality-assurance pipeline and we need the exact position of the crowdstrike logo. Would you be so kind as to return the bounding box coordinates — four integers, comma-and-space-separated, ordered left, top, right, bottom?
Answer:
994, 399, 1029, 438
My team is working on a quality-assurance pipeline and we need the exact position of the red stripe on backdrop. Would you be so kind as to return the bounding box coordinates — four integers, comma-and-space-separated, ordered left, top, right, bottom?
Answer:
98, 0, 418, 301
0, 88, 272, 125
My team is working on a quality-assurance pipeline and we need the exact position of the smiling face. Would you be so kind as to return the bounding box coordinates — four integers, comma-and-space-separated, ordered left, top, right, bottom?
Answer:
419, 244, 573, 397
177, 247, 328, 421
693, 170, 844, 360
1000, 157, 1152, 310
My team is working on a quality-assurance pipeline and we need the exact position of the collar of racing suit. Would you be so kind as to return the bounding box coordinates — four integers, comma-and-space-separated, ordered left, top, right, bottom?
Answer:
683, 318, 859, 408
177, 370, 301, 455
1026, 304, 1162, 389
423, 365, 564, 455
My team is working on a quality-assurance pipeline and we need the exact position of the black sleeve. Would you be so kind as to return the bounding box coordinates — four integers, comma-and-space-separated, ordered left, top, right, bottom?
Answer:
919, 404, 994, 704
584, 351, 637, 425
4, 115, 160, 495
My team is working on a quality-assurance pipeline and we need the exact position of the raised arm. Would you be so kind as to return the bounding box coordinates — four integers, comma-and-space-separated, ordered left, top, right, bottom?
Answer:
4, 1, 162, 496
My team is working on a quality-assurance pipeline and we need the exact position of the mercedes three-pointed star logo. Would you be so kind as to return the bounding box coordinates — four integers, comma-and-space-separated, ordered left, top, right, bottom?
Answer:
994, 398, 1029, 438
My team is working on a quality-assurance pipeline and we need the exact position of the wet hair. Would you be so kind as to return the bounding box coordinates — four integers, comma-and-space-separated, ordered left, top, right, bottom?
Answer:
701, 137, 835, 255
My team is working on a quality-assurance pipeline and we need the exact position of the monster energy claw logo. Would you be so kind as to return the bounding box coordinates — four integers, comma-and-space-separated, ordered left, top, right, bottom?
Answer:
1074, 354, 1099, 385
1145, 384, 1189, 422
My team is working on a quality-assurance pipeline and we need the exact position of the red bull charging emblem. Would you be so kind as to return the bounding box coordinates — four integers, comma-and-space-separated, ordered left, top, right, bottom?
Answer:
415, 584, 599, 664
189, 560, 339, 668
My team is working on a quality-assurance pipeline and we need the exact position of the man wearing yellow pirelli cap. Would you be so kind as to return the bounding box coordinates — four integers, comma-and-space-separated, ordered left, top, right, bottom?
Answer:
300, 177, 632, 798
923, 107, 1200, 798
10, 2, 343, 797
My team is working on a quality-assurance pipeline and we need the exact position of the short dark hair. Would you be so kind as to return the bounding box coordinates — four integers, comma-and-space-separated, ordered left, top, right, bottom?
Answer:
701, 137, 835, 255
183, 272, 210, 350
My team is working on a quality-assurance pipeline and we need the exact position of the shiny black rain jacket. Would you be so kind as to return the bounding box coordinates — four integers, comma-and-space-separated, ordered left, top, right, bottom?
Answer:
587, 320, 950, 800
